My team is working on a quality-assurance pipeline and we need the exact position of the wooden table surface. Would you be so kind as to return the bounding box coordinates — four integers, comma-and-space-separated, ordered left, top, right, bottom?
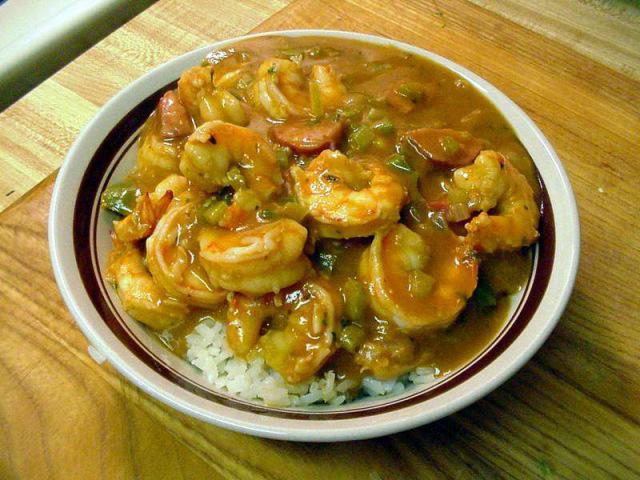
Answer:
1, 0, 638, 478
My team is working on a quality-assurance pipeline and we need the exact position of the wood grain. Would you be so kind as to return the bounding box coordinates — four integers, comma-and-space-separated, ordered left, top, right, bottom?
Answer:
467, 0, 640, 80
1, 0, 639, 478
0, 0, 292, 213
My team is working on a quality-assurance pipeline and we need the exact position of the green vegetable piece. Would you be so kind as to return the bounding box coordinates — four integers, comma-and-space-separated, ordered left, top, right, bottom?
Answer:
367, 107, 386, 121
277, 201, 307, 222
226, 167, 247, 189
342, 278, 367, 322
257, 209, 277, 221
267, 64, 277, 75
441, 135, 460, 156
367, 62, 392, 74
408, 270, 434, 298
314, 251, 338, 274
275, 145, 292, 169
202, 200, 228, 225
234, 189, 260, 212
339, 324, 366, 353
372, 119, 395, 136
473, 277, 497, 308
395, 83, 424, 102
100, 183, 139, 216
387, 153, 413, 172
310, 82, 323, 117
348, 124, 375, 153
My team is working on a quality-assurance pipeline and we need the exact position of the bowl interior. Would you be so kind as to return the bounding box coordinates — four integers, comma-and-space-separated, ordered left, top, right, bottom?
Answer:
52, 30, 577, 439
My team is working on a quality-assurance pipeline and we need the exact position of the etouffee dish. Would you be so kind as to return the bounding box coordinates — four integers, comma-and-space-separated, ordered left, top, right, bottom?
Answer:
101, 36, 541, 407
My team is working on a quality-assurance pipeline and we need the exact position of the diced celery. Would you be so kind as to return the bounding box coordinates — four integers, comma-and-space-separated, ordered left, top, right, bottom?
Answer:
395, 82, 424, 102
441, 136, 460, 156
226, 167, 247, 189
234, 189, 260, 212
348, 125, 375, 153
338, 324, 366, 353
367, 107, 386, 121
275, 145, 292, 169
257, 209, 276, 221
408, 270, 434, 298
310, 82, 323, 117
342, 278, 367, 323
201, 200, 228, 225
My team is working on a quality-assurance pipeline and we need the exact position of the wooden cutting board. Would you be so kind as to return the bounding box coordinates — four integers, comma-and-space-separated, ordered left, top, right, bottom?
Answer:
0, 0, 638, 478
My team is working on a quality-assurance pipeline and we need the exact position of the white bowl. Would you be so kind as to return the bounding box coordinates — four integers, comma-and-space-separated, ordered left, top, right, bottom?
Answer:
49, 30, 580, 442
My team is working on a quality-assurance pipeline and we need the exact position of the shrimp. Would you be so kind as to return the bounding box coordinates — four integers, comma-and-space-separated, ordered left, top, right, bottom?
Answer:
226, 295, 277, 356
198, 219, 310, 296
259, 280, 341, 383
453, 150, 539, 252
177, 65, 213, 116
106, 237, 188, 329
135, 131, 182, 189
198, 90, 249, 126
146, 200, 227, 308
179, 121, 283, 199
309, 64, 346, 112
292, 150, 408, 238
113, 174, 188, 242
251, 58, 307, 119
360, 224, 478, 331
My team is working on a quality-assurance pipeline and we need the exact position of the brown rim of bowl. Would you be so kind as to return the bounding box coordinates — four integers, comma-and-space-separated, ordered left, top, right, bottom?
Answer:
73, 81, 555, 420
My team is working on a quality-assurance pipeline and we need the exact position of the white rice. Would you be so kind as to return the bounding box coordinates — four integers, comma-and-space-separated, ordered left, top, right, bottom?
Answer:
186, 319, 436, 408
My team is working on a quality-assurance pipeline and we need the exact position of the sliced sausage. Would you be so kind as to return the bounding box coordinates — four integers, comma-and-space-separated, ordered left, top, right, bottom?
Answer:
157, 90, 194, 138
271, 119, 345, 154
405, 128, 482, 167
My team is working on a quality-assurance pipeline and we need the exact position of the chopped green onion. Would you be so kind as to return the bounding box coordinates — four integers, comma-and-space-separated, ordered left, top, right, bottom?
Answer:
100, 183, 139, 216
372, 119, 395, 135
387, 153, 413, 172
441, 136, 460, 156
267, 64, 277, 74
